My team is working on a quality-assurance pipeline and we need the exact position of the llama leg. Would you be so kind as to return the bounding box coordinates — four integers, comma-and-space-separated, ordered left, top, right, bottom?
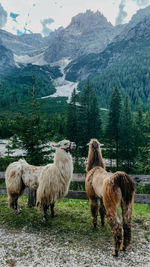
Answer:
89, 198, 98, 228
121, 200, 133, 251
99, 197, 105, 227
8, 196, 15, 210
43, 205, 49, 221
50, 203, 55, 218
107, 212, 123, 256
8, 194, 20, 214
14, 198, 22, 215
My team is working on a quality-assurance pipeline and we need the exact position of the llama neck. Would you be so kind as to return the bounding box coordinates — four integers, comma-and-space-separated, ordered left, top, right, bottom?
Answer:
86, 147, 105, 172
54, 149, 73, 180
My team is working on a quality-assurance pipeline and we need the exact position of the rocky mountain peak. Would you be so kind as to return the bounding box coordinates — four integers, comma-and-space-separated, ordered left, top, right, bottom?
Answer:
67, 10, 113, 33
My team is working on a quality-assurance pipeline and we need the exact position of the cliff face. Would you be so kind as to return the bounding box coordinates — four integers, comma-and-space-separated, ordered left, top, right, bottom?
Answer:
64, 6, 150, 81
44, 10, 119, 62
0, 37, 15, 74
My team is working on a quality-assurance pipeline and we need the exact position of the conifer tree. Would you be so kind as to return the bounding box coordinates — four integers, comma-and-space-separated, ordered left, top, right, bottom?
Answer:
15, 84, 48, 165
65, 88, 78, 144
79, 81, 102, 150
135, 110, 150, 173
133, 106, 145, 155
119, 94, 134, 172
106, 87, 121, 169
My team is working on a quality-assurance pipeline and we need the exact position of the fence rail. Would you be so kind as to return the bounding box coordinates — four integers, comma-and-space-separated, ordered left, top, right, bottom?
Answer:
0, 172, 150, 204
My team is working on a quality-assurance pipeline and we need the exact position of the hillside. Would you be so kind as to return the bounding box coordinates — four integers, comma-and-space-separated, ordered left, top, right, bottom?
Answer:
0, 64, 62, 108
43, 10, 122, 63
65, 12, 150, 82
78, 48, 150, 110
0, 7, 150, 112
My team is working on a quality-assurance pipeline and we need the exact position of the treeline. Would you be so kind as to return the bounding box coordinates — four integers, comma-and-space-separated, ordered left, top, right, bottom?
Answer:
0, 64, 62, 108
0, 82, 150, 174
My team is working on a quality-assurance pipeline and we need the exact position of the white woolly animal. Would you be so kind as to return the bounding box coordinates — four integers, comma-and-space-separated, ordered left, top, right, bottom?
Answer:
5, 159, 44, 214
36, 140, 75, 220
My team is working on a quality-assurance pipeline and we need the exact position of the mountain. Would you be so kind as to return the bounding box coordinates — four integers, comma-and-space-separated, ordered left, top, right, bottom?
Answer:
113, 5, 150, 43
65, 6, 150, 82
0, 29, 48, 56
43, 10, 123, 63
1, 6, 150, 112
0, 38, 15, 74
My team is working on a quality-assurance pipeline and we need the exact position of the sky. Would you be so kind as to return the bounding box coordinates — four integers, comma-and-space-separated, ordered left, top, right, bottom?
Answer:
0, 0, 150, 36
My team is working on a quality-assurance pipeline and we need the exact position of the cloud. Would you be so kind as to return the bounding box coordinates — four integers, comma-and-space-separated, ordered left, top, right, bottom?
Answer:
115, 0, 128, 25
0, 3, 7, 28
41, 18, 54, 36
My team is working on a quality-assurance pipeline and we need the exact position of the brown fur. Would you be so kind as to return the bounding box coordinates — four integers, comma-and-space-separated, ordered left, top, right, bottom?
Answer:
86, 139, 105, 172
85, 139, 135, 257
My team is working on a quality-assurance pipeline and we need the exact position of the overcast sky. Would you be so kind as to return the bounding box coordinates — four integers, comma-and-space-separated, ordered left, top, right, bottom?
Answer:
0, 0, 150, 36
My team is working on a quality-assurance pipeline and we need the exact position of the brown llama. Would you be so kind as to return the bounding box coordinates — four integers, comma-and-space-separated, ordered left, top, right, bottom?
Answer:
85, 139, 135, 257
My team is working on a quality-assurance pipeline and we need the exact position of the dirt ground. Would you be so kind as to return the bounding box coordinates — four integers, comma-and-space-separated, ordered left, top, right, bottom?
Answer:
0, 219, 150, 267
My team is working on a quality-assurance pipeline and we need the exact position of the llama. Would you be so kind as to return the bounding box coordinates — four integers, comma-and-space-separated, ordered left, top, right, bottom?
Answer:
85, 139, 135, 257
36, 140, 76, 220
5, 159, 44, 214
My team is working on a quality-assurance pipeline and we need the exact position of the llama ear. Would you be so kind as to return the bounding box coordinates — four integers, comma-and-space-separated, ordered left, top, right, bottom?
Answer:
99, 143, 104, 147
51, 143, 60, 148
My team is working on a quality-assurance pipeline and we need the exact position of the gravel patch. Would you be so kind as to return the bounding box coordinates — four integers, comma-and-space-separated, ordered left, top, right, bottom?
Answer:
0, 222, 150, 267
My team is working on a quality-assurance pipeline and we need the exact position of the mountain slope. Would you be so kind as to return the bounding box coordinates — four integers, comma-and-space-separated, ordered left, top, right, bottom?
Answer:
0, 38, 15, 74
65, 11, 150, 82
43, 10, 122, 63
78, 48, 150, 110
1, 6, 150, 112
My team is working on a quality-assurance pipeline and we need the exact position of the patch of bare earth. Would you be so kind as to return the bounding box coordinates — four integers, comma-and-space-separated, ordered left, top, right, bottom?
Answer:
0, 220, 150, 267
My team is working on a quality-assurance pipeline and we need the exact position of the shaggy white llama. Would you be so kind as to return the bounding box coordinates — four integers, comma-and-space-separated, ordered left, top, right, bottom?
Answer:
36, 140, 76, 220
5, 159, 44, 214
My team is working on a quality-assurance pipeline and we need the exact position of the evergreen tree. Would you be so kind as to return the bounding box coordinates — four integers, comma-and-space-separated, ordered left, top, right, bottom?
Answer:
119, 94, 134, 172
15, 85, 49, 165
106, 87, 121, 169
134, 110, 150, 173
133, 106, 145, 155
65, 88, 78, 144
78, 81, 102, 151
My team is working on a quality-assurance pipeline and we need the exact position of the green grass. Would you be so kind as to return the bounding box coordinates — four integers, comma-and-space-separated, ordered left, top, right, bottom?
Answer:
0, 195, 111, 242
133, 203, 150, 218
0, 195, 150, 243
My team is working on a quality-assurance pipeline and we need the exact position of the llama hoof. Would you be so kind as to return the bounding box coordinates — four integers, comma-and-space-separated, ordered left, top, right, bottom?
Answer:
14, 209, 22, 215
112, 250, 118, 257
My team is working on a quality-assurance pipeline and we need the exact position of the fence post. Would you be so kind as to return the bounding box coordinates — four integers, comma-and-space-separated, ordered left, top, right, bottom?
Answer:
28, 189, 36, 207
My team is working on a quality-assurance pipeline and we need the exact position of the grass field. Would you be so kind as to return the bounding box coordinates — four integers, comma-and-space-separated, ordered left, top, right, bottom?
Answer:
0, 195, 150, 240
0, 195, 150, 266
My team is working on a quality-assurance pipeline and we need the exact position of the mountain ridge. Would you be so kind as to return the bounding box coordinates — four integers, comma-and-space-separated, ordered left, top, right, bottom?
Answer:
0, 6, 150, 110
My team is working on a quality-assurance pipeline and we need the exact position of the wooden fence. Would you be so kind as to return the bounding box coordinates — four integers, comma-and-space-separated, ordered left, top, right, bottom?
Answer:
0, 172, 150, 204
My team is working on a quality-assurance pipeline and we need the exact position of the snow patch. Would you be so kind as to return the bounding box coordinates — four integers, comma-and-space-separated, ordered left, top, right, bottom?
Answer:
14, 53, 47, 66
42, 58, 78, 101
14, 55, 78, 100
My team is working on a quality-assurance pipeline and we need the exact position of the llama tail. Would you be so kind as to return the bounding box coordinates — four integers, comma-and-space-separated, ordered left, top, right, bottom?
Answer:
112, 171, 135, 204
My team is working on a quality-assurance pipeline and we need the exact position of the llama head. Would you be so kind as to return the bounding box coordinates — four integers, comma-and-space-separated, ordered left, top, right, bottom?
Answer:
86, 139, 105, 171
88, 139, 102, 150
52, 140, 76, 152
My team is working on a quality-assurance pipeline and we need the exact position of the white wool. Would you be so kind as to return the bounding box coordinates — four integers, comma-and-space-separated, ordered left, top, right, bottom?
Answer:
36, 148, 73, 207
